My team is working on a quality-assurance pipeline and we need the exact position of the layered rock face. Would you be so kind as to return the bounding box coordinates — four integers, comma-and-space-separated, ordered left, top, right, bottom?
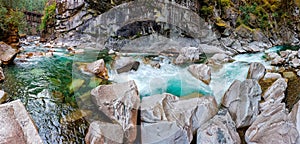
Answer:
221, 79, 262, 128
197, 109, 241, 144
141, 93, 218, 142
90, 80, 140, 143
0, 100, 43, 144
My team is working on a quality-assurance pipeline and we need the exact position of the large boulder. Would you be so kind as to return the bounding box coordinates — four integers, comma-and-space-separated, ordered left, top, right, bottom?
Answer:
221, 79, 262, 128
245, 103, 298, 144
85, 121, 124, 144
0, 42, 18, 64
0, 67, 4, 81
90, 80, 140, 143
188, 64, 211, 85
0, 100, 43, 143
289, 101, 300, 143
86, 59, 109, 79
141, 94, 218, 142
140, 93, 178, 123
260, 78, 287, 110
197, 109, 241, 144
247, 62, 266, 80
141, 121, 189, 144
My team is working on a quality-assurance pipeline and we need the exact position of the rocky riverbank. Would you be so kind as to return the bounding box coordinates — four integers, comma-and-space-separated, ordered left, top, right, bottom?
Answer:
83, 58, 300, 143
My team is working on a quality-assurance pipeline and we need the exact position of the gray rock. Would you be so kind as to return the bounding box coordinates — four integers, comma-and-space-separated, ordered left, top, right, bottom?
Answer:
141, 94, 218, 142
297, 71, 300, 77
165, 96, 218, 141
91, 80, 140, 143
245, 103, 298, 144
247, 62, 266, 80
117, 61, 140, 74
140, 93, 178, 123
289, 100, 300, 143
266, 52, 279, 60
86, 59, 108, 79
0, 90, 8, 104
220, 37, 235, 47
271, 55, 285, 65
0, 42, 18, 64
260, 78, 287, 111
197, 109, 241, 144
291, 58, 300, 68
175, 47, 201, 64
0, 67, 4, 81
221, 79, 262, 128
0, 100, 43, 143
263, 72, 282, 81
280, 50, 291, 59
85, 121, 124, 144
207, 53, 234, 65
86, 59, 105, 75
188, 64, 211, 85
141, 121, 189, 144
298, 49, 300, 58
231, 41, 246, 53
114, 57, 140, 73
199, 44, 225, 55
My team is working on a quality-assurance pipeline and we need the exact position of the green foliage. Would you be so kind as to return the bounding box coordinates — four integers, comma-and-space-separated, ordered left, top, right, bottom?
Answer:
40, 2, 56, 31
200, 5, 214, 17
220, 0, 231, 7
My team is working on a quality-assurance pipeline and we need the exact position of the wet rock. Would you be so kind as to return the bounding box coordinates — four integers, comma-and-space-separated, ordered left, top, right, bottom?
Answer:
0, 100, 43, 143
175, 47, 200, 64
86, 59, 109, 79
91, 80, 140, 143
245, 103, 298, 144
85, 121, 124, 144
0, 90, 8, 104
197, 109, 241, 144
188, 64, 211, 85
221, 79, 262, 128
141, 94, 218, 142
0, 42, 18, 64
207, 53, 234, 65
260, 78, 287, 110
141, 121, 189, 144
114, 57, 140, 74
247, 62, 266, 80
141, 93, 178, 123
0, 67, 4, 81
263, 72, 282, 81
